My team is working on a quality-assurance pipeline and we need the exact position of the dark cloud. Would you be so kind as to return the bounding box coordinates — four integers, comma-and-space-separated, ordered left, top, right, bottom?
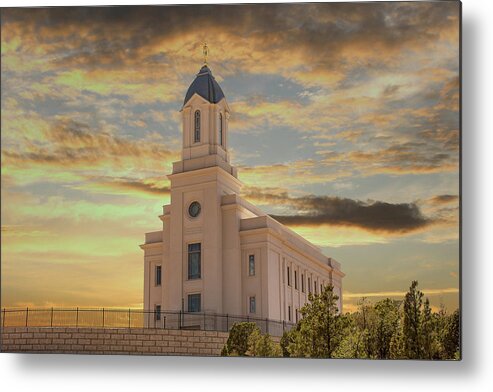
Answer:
243, 187, 435, 233
321, 141, 458, 175
1, 2, 460, 71
382, 84, 401, 97
95, 178, 170, 196
270, 195, 433, 233
2, 3, 459, 179
1, 119, 176, 167
429, 195, 459, 205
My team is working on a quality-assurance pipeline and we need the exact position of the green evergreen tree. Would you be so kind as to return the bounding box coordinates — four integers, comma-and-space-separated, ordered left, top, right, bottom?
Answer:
435, 303, 448, 358
374, 298, 400, 359
354, 297, 376, 358
287, 285, 348, 358
443, 309, 460, 359
389, 320, 406, 359
332, 319, 368, 359
420, 298, 436, 359
403, 280, 423, 358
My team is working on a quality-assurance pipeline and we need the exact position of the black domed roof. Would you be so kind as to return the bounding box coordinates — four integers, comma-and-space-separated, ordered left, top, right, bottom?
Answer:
183, 65, 225, 106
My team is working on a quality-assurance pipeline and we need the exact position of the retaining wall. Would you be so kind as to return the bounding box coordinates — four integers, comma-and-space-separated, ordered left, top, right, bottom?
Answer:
0, 327, 229, 356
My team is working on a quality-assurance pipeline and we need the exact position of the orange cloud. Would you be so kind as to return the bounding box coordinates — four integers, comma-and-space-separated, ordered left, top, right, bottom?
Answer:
2, 119, 180, 185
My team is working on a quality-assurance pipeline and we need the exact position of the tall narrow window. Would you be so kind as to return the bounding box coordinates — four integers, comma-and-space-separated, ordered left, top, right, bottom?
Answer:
287, 266, 291, 286
188, 243, 201, 280
155, 265, 162, 286
194, 110, 201, 142
249, 296, 256, 314
154, 304, 161, 321
301, 274, 305, 293
294, 270, 298, 290
188, 294, 201, 312
288, 306, 292, 321
248, 254, 255, 276
218, 113, 223, 146
314, 280, 318, 295
308, 277, 312, 293
295, 309, 299, 323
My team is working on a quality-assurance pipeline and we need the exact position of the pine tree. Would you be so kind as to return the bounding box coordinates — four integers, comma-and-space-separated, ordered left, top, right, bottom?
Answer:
287, 285, 348, 358
355, 297, 376, 358
374, 298, 400, 359
420, 298, 436, 359
389, 320, 406, 359
403, 280, 423, 358
332, 319, 368, 358
443, 309, 460, 359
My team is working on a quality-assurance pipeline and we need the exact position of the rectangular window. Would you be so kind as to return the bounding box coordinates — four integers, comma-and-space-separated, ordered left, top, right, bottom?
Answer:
194, 110, 201, 142
308, 277, 312, 293
249, 254, 255, 276
295, 309, 299, 323
301, 274, 305, 293
249, 296, 256, 314
288, 305, 292, 321
321, 283, 323, 293
188, 243, 201, 280
315, 280, 318, 295
188, 293, 201, 312
287, 266, 291, 286
219, 113, 223, 146
154, 304, 161, 321
155, 265, 162, 286
294, 270, 298, 290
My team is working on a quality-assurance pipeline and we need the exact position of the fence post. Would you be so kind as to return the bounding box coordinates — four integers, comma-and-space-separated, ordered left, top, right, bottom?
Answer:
25, 307, 29, 327
50, 307, 53, 327
102, 308, 105, 328
76, 307, 79, 328
128, 308, 131, 329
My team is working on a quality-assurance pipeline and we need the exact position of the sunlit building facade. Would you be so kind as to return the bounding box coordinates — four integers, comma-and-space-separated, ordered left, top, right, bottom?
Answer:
141, 60, 344, 324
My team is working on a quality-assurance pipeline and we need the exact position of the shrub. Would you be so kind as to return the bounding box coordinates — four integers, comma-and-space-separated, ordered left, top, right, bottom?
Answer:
246, 329, 282, 357
221, 322, 259, 356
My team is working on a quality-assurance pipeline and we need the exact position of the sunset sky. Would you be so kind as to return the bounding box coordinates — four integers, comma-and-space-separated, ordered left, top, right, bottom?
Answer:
1, 2, 460, 313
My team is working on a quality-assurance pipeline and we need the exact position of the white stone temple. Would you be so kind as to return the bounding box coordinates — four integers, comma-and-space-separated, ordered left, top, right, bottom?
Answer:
141, 53, 344, 326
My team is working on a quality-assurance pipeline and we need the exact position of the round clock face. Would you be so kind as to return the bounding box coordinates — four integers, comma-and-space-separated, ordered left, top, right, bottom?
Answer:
188, 201, 201, 218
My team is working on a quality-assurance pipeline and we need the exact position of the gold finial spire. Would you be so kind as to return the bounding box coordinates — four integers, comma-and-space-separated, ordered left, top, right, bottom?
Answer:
203, 42, 209, 65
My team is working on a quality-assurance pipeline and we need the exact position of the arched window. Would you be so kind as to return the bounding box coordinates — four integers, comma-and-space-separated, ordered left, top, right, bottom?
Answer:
194, 110, 201, 143
218, 113, 223, 146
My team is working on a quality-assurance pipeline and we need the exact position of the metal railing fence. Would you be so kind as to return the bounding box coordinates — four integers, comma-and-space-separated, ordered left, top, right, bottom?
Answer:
1, 308, 295, 337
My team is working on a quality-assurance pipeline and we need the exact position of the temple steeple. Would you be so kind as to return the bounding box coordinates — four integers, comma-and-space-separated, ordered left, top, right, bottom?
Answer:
173, 47, 235, 177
